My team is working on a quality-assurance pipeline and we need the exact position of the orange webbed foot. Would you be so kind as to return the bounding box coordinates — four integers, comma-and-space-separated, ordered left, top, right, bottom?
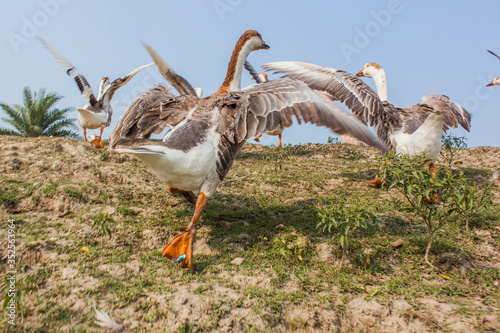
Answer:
366, 177, 382, 188
254, 133, 262, 142
163, 228, 195, 273
90, 138, 104, 149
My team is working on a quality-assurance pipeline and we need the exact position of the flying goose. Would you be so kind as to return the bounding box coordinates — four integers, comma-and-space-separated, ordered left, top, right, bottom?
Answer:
244, 67, 285, 147
487, 50, 500, 87
114, 30, 388, 273
38, 38, 151, 148
263, 61, 471, 175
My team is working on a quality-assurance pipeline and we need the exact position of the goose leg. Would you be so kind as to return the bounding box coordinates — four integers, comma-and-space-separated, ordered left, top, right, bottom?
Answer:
277, 134, 282, 148
254, 133, 263, 142
167, 187, 197, 205
429, 162, 436, 177
83, 128, 88, 142
163, 192, 208, 273
89, 134, 104, 149
91, 126, 104, 148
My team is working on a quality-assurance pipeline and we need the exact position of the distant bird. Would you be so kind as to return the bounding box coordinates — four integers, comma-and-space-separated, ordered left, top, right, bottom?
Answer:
264, 61, 471, 183
114, 30, 388, 273
487, 50, 500, 87
38, 38, 151, 148
244, 64, 284, 147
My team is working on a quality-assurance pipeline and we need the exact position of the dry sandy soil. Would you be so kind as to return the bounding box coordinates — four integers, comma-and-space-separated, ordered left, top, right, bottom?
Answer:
0, 136, 499, 332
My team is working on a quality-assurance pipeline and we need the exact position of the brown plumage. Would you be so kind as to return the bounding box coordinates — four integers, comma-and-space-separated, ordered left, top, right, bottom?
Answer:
109, 84, 176, 148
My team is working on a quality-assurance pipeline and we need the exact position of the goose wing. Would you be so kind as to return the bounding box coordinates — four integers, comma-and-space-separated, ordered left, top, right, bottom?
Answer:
143, 42, 197, 97
38, 37, 98, 107
100, 62, 153, 103
109, 83, 176, 148
222, 78, 388, 152
263, 61, 389, 126
420, 94, 471, 132
127, 93, 198, 141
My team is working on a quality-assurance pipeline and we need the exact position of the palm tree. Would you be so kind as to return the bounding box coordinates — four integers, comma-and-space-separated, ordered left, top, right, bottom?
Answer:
0, 87, 79, 138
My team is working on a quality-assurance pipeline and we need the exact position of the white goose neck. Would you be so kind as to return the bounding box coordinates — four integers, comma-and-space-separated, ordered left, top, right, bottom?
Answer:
218, 38, 260, 95
228, 44, 253, 92
372, 70, 389, 103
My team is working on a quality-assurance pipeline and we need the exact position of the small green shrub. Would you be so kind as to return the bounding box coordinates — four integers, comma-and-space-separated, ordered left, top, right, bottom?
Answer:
317, 193, 376, 255
451, 173, 494, 231
440, 134, 468, 167
271, 230, 312, 262
379, 152, 485, 266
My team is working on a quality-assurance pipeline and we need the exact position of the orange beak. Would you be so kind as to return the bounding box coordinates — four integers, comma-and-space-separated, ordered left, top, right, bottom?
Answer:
356, 70, 365, 77
486, 82, 494, 87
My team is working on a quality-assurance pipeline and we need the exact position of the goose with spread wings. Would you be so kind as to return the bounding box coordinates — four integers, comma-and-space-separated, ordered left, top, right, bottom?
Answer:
263, 61, 471, 173
487, 50, 500, 87
39, 38, 151, 148
114, 30, 388, 273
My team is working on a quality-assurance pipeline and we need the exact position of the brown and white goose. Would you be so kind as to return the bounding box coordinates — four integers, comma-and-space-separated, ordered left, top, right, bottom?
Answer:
264, 61, 471, 173
487, 50, 500, 87
39, 38, 151, 147
115, 30, 388, 273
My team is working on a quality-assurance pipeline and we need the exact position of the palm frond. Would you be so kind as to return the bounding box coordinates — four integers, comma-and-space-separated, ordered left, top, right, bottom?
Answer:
2, 118, 27, 136
0, 87, 77, 138
0, 127, 23, 136
44, 119, 78, 137
0, 103, 25, 131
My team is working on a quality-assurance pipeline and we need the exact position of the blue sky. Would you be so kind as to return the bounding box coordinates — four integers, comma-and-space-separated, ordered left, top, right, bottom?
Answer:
0, 0, 499, 147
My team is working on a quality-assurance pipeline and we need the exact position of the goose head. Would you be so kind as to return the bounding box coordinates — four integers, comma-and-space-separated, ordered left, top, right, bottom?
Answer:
218, 30, 270, 94
486, 77, 500, 87
257, 72, 269, 82
356, 62, 384, 78
239, 30, 270, 51
356, 62, 389, 102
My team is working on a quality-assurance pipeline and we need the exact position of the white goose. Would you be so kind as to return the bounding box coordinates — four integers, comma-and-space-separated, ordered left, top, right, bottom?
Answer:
39, 38, 151, 147
264, 61, 471, 176
115, 30, 388, 273
487, 50, 500, 87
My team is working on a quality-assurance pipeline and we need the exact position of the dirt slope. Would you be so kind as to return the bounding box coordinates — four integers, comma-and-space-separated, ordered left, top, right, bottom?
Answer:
0, 136, 499, 332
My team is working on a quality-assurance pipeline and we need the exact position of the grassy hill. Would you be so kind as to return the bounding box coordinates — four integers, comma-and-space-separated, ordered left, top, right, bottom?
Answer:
0, 136, 499, 332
